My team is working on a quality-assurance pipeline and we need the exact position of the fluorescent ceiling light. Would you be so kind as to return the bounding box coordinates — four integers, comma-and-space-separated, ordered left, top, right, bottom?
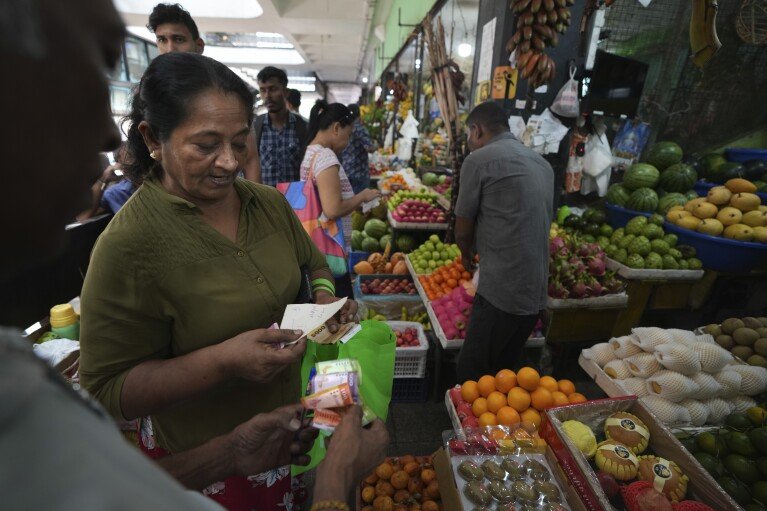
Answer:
362, 77, 369, 84
458, 43, 473, 58
291, 83, 316, 92
256, 41, 294, 49
115, 0, 263, 18
205, 45, 305, 65
127, 26, 156, 42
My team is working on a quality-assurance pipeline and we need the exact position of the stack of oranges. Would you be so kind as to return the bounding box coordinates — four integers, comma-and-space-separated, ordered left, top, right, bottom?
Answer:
418, 260, 472, 301
460, 367, 587, 429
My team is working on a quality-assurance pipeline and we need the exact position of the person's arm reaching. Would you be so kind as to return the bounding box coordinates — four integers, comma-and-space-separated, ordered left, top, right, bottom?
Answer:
315, 166, 380, 219
157, 404, 317, 490
76, 164, 121, 221
244, 130, 261, 183
455, 217, 476, 271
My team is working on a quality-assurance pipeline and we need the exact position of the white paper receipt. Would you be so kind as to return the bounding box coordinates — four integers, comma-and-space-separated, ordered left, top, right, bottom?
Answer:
280, 298, 347, 332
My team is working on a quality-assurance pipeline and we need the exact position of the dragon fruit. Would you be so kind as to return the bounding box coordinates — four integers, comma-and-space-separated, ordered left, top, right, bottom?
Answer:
548, 231, 624, 300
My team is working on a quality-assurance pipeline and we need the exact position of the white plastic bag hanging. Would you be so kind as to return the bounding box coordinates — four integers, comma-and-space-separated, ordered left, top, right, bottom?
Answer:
581, 132, 613, 196
397, 110, 419, 161
550, 65, 580, 118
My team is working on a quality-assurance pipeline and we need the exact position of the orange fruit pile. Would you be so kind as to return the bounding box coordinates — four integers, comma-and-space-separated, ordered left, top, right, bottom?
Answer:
459, 368, 584, 430
418, 260, 472, 301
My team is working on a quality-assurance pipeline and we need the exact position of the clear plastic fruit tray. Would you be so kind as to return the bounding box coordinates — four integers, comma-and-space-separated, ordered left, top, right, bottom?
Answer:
605, 258, 705, 281
386, 321, 429, 379
388, 209, 449, 231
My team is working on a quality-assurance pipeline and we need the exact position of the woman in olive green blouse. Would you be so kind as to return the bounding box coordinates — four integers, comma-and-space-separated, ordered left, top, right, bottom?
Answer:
79, 52, 365, 508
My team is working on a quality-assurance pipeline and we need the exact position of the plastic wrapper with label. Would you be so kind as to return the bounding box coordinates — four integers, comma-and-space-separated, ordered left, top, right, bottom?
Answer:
304, 358, 375, 432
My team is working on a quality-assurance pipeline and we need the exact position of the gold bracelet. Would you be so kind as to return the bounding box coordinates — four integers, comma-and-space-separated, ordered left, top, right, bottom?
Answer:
310, 500, 349, 511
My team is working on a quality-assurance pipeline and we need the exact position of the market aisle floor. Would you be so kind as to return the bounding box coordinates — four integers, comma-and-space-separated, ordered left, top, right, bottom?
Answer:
386, 364, 603, 456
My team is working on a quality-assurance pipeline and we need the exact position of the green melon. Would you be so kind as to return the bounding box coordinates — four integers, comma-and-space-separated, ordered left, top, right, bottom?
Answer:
645, 141, 683, 170
361, 237, 380, 253
657, 192, 689, 214
626, 187, 659, 212
624, 163, 660, 191
351, 230, 365, 251
396, 234, 417, 253
659, 163, 698, 192
685, 190, 700, 201
351, 211, 367, 231
379, 234, 395, 251
606, 184, 632, 207
700, 153, 727, 180
719, 162, 746, 182
363, 218, 387, 239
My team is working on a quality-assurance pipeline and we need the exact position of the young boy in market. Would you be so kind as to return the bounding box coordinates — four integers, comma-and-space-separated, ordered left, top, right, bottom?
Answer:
454, 101, 555, 381
0, 1, 387, 509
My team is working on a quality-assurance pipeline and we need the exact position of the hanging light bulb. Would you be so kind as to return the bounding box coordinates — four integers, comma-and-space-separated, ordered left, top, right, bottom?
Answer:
457, 42, 472, 57
362, 76, 369, 84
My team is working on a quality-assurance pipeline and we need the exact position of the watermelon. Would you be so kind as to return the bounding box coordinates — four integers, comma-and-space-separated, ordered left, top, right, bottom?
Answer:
657, 192, 688, 214
718, 162, 745, 182
744, 159, 767, 180
658, 163, 698, 192
700, 153, 727, 180
606, 184, 632, 206
363, 218, 387, 239
361, 237, 380, 253
623, 163, 660, 191
396, 234, 417, 253
685, 190, 699, 201
351, 230, 365, 251
645, 141, 683, 170
379, 234, 395, 251
626, 187, 659, 212
351, 211, 366, 231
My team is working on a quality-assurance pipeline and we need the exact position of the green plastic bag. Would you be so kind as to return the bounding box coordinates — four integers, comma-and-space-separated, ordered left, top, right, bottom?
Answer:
293, 320, 395, 475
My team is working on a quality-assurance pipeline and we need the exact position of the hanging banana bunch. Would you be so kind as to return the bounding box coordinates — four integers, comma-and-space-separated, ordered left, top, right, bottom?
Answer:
506, 0, 574, 89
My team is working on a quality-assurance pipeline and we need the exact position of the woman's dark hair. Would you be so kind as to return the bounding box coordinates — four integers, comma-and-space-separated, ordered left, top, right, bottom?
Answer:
123, 52, 254, 182
307, 100, 354, 143
147, 3, 200, 40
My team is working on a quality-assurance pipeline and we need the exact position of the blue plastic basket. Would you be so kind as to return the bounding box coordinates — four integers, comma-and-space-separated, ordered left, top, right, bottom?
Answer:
725, 148, 767, 163
695, 179, 767, 204
663, 221, 767, 273
353, 275, 422, 302
605, 202, 653, 229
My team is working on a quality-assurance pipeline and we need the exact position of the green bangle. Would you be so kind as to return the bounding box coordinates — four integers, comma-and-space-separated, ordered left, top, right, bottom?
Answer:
311, 278, 336, 292
313, 285, 335, 297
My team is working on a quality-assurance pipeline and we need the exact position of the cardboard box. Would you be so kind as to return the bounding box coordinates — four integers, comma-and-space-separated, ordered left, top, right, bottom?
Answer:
432, 446, 587, 511
540, 396, 740, 511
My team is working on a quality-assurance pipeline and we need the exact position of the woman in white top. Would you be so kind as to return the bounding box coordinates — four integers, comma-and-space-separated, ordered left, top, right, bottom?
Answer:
300, 100, 381, 297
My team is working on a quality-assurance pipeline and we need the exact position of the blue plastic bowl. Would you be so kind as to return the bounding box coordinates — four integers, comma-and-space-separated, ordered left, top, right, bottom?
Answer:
725, 148, 767, 163
663, 221, 767, 273
605, 202, 653, 229
694, 179, 767, 204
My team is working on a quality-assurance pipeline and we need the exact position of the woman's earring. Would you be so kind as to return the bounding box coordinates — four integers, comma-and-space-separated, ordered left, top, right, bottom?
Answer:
150, 150, 158, 160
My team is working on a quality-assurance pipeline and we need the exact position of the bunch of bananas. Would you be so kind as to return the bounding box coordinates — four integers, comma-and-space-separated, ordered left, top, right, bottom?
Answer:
398, 92, 414, 119
506, 0, 574, 88
689, 0, 721, 68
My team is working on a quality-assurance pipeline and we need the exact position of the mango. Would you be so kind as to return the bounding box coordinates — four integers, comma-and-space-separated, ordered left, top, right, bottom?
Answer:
724, 223, 755, 241
717, 207, 743, 226
697, 218, 724, 236
668, 210, 692, 223
730, 193, 761, 212
677, 215, 703, 230
742, 210, 767, 228
693, 201, 719, 219
726, 178, 758, 194
754, 226, 767, 243
685, 197, 708, 213
708, 186, 733, 206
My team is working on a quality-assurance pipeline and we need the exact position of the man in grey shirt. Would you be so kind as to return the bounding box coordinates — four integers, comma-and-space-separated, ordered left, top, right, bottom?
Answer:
454, 102, 554, 381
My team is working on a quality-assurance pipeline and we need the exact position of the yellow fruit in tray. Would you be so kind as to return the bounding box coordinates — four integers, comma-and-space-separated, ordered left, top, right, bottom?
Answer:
562, 420, 597, 458
724, 223, 755, 241
760, 205, 767, 212
753, 226, 767, 243
742, 210, 767, 227
726, 178, 758, 194
697, 218, 724, 236
604, 412, 650, 454
667, 210, 692, 223
677, 215, 703, 230
595, 441, 639, 481
707, 186, 733, 206
692, 201, 718, 219
668, 205, 685, 213
717, 206, 743, 226
730, 193, 761, 212
685, 197, 708, 213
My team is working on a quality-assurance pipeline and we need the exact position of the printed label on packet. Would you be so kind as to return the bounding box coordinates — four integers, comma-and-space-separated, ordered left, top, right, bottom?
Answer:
315, 358, 362, 377
311, 405, 377, 432
311, 372, 360, 397
301, 383, 356, 410
605, 417, 650, 441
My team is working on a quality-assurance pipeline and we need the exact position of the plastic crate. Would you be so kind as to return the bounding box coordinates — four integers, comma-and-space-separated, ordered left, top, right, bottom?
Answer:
663, 221, 767, 273
353, 275, 422, 302
605, 202, 652, 229
387, 321, 429, 378
725, 147, 767, 163
391, 377, 430, 403
695, 179, 767, 204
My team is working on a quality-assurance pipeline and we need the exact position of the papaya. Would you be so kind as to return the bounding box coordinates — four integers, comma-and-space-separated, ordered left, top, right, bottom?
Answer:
392, 261, 408, 275
354, 261, 375, 275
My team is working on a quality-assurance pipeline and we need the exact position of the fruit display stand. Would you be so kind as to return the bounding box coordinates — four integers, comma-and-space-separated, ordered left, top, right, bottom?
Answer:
577, 353, 631, 399
545, 294, 630, 344
387, 321, 429, 378
426, 301, 464, 350
664, 221, 767, 273
605, 259, 704, 282
388, 209, 449, 231
540, 396, 740, 511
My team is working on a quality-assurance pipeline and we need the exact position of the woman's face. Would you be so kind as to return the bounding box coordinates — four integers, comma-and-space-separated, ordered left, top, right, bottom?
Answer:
157, 89, 250, 204
330, 122, 353, 155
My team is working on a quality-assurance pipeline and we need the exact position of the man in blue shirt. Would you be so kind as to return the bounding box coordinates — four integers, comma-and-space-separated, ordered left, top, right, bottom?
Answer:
340, 104, 375, 194
77, 148, 137, 221
249, 67, 308, 186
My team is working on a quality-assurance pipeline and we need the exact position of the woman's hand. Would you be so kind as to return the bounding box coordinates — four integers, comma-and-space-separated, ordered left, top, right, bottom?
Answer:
227, 404, 319, 477
315, 291, 359, 333
359, 188, 381, 203
313, 406, 389, 502
218, 328, 306, 383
